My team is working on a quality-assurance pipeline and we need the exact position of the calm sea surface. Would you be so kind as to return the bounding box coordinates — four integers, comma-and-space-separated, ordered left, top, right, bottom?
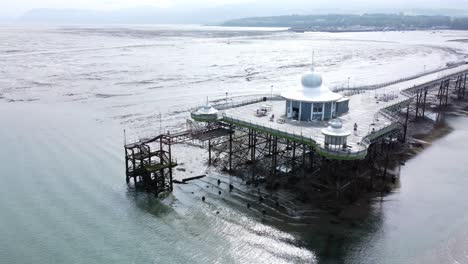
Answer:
1, 25, 468, 263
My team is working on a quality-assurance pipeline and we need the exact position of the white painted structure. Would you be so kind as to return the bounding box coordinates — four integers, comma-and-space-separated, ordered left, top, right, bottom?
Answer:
191, 103, 219, 121
281, 67, 348, 121
321, 119, 351, 148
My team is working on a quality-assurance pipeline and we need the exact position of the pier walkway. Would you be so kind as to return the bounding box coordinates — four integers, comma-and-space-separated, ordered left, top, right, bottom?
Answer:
220, 64, 468, 160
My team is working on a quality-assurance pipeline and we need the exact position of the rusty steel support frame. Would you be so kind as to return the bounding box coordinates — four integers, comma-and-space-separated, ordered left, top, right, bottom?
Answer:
382, 137, 391, 180
208, 124, 379, 199
207, 122, 406, 201
208, 139, 212, 165
464, 73, 467, 99
455, 73, 467, 100
271, 136, 278, 177
456, 75, 462, 100
414, 86, 428, 120
124, 134, 176, 196
210, 126, 313, 181
438, 79, 450, 107
249, 129, 257, 179
229, 126, 233, 172
167, 137, 173, 192
210, 126, 275, 177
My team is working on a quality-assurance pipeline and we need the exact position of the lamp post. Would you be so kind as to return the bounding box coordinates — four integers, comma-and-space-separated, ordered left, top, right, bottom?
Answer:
270, 85, 273, 99
347, 77, 350, 90
158, 112, 162, 134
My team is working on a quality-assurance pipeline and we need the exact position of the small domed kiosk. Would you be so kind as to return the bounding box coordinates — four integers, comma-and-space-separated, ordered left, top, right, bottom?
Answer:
281, 67, 349, 121
321, 119, 351, 149
191, 104, 219, 122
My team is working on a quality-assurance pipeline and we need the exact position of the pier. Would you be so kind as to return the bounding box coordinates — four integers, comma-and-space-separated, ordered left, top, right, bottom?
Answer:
125, 63, 468, 197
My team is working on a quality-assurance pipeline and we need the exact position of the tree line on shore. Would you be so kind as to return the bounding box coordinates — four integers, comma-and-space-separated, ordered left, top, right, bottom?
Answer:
222, 14, 468, 31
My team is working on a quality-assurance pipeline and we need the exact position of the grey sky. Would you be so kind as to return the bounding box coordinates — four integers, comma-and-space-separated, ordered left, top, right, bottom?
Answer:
2, 0, 468, 18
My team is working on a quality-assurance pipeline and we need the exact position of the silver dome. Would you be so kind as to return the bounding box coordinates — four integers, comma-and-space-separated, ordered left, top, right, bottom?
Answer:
301, 67, 323, 88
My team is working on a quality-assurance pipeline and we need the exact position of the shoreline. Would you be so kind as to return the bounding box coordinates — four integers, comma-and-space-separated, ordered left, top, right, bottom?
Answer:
288, 28, 453, 33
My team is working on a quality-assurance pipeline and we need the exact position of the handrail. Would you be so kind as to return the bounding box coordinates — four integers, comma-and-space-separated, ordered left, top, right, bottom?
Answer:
331, 63, 468, 93
189, 94, 283, 114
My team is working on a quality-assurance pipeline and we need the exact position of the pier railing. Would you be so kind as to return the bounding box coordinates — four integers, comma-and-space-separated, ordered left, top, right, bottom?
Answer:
331, 62, 468, 93
213, 95, 283, 111
189, 94, 283, 114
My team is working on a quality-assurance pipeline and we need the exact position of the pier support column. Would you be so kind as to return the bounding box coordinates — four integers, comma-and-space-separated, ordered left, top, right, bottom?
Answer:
422, 88, 428, 117
309, 146, 314, 170
208, 140, 212, 166
415, 87, 428, 120
334, 161, 342, 199
251, 130, 257, 181
444, 80, 450, 106
382, 138, 390, 181
415, 89, 420, 119
463, 73, 467, 99
302, 144, 306, 178
456, 75, 462, 100
292, 141, 296, 165
271, 136, 278, 177
402, 105, 410, 143
248, 128, 252, 158
267, 134, 272, 155
125, 148, 130, 184
229, 126, 233, 172
168, 137, 173, 192
131, 149, 136, 184
438, 80, 450, 107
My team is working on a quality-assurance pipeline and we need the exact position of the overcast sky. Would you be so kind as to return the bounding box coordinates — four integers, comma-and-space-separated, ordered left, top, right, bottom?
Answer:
2, 0, 468, 18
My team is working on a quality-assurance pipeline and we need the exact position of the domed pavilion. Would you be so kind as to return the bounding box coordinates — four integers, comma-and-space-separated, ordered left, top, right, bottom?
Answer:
281, 67, 349, 121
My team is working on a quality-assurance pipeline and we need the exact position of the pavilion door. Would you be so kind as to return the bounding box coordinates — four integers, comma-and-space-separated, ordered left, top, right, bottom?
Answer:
292, 107, 299, 120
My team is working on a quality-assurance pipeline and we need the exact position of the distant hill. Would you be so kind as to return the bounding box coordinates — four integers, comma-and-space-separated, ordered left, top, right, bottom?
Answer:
16, 6, 468, 27
222, 14, 468, 31
18, 5, 319, 25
